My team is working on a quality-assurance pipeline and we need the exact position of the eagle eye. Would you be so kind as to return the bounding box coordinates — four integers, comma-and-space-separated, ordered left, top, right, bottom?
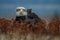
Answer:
16, 9, 20, 12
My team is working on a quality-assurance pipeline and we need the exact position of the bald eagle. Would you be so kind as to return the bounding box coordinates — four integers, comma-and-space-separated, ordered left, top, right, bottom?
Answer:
15, 7, 40, 23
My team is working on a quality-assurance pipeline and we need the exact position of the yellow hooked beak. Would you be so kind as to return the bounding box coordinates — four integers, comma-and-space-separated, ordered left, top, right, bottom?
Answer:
20, 9, 23, 13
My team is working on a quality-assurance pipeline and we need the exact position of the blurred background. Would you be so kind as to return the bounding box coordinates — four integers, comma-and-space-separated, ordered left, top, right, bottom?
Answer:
0, 0, 60, 20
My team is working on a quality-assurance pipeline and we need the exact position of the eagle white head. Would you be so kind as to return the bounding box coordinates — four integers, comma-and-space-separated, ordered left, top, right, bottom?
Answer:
16, 7, 27, 16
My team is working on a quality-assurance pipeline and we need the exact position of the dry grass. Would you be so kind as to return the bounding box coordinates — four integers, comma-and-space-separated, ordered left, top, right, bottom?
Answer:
0, 18, 60, 40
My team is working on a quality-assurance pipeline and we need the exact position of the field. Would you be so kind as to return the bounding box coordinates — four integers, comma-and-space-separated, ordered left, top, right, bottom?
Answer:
0, 18, 60, 40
